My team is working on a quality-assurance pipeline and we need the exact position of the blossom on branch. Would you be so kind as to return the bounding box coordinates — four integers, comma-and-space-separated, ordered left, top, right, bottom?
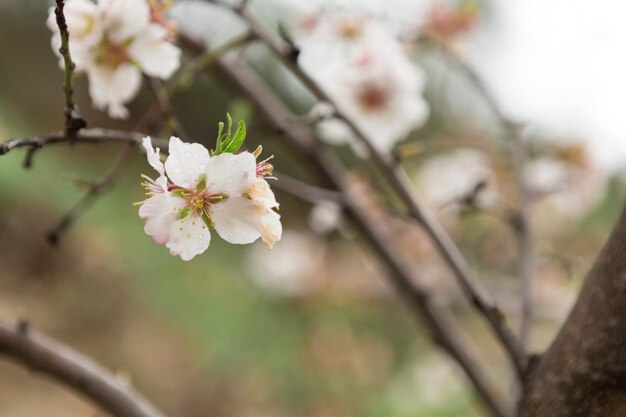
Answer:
47, 0, 181, 119
297, 9, 429, 154
138, 119, 281, 261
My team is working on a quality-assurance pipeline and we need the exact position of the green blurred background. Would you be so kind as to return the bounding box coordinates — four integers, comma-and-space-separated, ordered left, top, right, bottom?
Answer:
0, 1, 624, 416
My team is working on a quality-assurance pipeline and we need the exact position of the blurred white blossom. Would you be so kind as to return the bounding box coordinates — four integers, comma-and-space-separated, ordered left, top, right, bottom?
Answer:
297, 9, 429, 154
415, 148, 496, 211
138, 137, 281, 260
247, 231, 323, 298
527, 157, 607, 226
308, 200, 344, 235
47, 0, 181, 118
387, 352, 469, 412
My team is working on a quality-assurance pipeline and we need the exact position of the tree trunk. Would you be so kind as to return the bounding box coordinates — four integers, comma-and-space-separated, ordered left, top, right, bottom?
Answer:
519, 204, 626, 416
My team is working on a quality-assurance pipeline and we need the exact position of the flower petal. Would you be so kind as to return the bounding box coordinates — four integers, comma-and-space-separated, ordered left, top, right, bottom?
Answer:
164, 137, 210, 189
211, 196, 262, 244
142, 136, 165, 176
261, 209, 282, 249
99, 0, 150, 43
129, 24, 181, 79
87, 63, 142, 119
247, 178, 278, 209
166, 215, 212, 261
139, 192, 186, 244
205, 152, 256, 196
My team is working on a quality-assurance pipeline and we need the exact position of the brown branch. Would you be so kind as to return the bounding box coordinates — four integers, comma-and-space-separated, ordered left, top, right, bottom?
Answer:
203, 1, 527, 379
183, 37, 512, 416
424, 36, 536, 348
0, 320, 169, 417
47, 144, 136, 245
519, 204, 626, 416
0, 129, 167, 155
273, 172, 345, 206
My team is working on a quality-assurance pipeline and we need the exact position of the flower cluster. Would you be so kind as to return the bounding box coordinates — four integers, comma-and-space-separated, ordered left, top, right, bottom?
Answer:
295, 8, 429, 154
138, 119, 281, 261
47, 0, 181, 118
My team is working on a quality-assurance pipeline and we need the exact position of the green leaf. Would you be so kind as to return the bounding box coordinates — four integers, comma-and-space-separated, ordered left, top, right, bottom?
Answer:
223, 120, 246, 154
214, 121, 225, 155
213, 115, 247, 155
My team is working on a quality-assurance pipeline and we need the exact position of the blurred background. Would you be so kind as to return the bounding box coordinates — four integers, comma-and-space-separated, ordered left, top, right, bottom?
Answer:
1, 0, 625, 416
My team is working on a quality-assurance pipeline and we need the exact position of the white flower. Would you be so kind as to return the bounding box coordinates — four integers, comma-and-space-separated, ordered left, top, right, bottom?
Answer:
299, 11, 429, 153
308, 200, 343, 235
246, 231, 323, 299
138, 137, 281, 260
47, 0, 181, 119
415, 149, 496, 211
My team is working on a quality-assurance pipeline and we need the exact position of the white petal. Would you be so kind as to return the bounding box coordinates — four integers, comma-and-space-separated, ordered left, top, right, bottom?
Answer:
166, 215, 212, 261
211, 196, 262, 245
87, 63, 142, 119
129, 24, 181, 79
247, 178, 278, 209
99, 0, 150, 43
139, 192, 186, 244
48, 0, 101, 45
164, 137, 210, 189
261, 209, 282, 249
205, 152, 256, 196
142, 136, 165, 176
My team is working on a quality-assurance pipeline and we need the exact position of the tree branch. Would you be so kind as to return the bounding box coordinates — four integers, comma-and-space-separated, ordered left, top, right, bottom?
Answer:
0, 129, 167, 155
0, 320, 169, 417
53, 0, 87, 137
424, 36, 536, 348
182, 36, 512, 416
202, 1, 527, 379
519, 204, 626, 416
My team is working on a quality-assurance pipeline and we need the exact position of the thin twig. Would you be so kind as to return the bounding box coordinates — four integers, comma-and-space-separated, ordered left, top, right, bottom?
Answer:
53, 0, 87, 137
0, 129, 167, 155
424, 36, 536, 349
206, 1, 527, 379
187, 40, 512, 416
47, 144, 135, 245
148, 79, 188, 140
273, 172, 345, 205
0, 319, 169, 417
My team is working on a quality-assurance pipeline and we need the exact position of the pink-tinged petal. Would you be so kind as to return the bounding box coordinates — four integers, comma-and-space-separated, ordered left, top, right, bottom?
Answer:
142, 136, 165, 176
87, 63, 142, 119
139, 192, 186, 244
99, 0, 150, 43
164, 137, 210, 189
247, 178, 278, 209
261, 209, 282, 249
166, 215, 211, 261
205, 152, 256, 196
129, 24, 181, 79
211, 196, 262, 244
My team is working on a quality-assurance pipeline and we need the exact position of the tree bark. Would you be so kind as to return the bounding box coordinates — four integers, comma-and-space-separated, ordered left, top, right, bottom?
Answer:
519, 204, 626, 416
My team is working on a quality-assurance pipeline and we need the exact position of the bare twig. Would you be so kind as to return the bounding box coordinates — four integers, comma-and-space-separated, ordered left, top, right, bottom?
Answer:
185, 39, 512, 416
425, 36, 536, 348
0, 319, 169, 417
53, 0, 87, 137
204, 1, 527, 379
0, 129, 167, 155
148, 79, 188, 140
273, 172, 345, 206
47, 144, 135, 245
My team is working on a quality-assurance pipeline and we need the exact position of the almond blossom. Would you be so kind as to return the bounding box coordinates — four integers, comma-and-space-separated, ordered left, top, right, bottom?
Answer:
138, 137, 281, 261
47, 0, 181, 119
297, 9, 429, 154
